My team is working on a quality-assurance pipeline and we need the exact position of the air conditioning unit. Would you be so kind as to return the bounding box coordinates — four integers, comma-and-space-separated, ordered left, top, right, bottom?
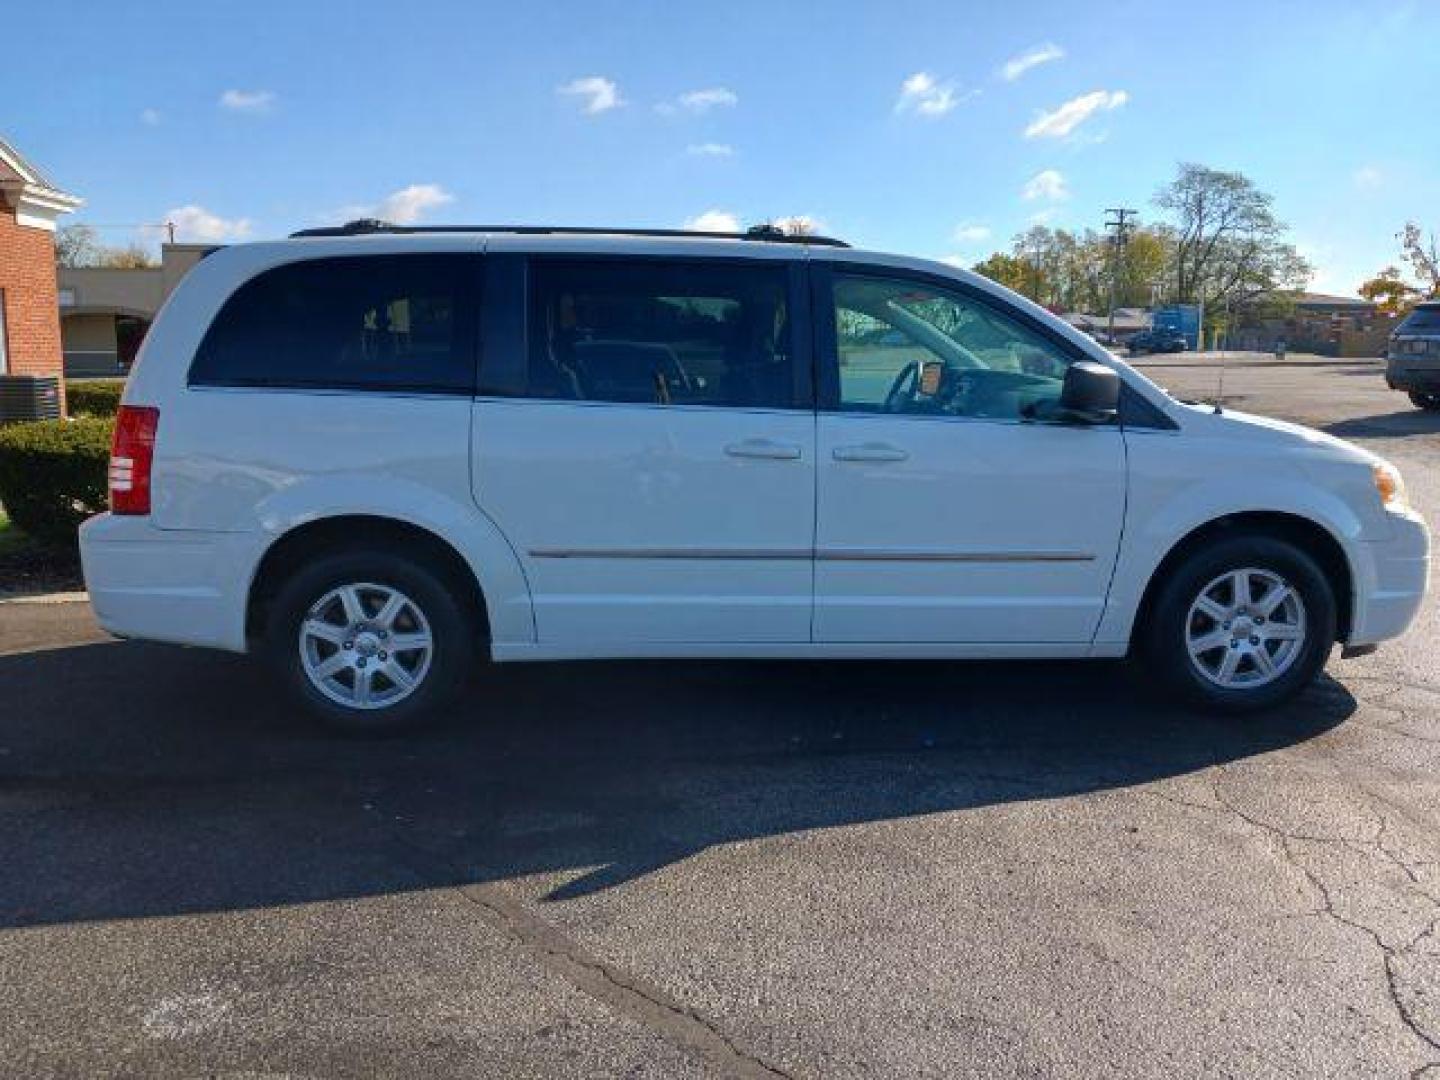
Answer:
0, 375, 62, 424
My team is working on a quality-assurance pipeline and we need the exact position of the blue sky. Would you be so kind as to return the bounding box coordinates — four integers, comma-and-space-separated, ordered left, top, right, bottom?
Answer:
4, 0, 1435, 295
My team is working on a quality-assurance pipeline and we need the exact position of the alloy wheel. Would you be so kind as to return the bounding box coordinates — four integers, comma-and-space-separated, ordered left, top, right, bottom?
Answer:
1184, 567, 1307, 689
298, 582, 434, 710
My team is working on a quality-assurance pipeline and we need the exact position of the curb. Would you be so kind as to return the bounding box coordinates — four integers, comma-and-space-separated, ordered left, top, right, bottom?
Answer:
0, 591, 90, 606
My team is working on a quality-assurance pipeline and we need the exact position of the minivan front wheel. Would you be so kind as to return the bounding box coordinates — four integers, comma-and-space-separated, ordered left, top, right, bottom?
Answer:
1145, 535, 1336, 712
1409, 391, 1440, 412
265, 550, 475, 732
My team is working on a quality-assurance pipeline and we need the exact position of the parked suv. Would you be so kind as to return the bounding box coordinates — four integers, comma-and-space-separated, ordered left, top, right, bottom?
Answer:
1386, 301, 1440, 411
80, 225, 1430, 731
1127, 328, 1189, 355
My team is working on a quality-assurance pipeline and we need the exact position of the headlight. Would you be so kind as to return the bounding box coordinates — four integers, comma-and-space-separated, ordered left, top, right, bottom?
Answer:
1374, 463, 1409, 510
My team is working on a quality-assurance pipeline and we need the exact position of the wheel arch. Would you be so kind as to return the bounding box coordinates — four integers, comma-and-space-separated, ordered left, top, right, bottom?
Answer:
1129, 511, 1354, 649
246, 514, 495, 648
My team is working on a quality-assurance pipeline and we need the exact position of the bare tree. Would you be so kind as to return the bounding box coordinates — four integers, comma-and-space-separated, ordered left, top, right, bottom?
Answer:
756, 216, 820, 237
55, 223, 102, 268
53, 223, 158, 269
1400, 222, 1440, 298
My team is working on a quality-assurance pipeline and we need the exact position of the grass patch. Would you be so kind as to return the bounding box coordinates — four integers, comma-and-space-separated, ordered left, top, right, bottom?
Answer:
0, 506, 85, 595
0, 509, 22, 556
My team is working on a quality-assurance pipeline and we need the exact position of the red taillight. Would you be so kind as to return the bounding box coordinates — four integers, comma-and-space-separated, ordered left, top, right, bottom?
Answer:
109, 405, 159, 515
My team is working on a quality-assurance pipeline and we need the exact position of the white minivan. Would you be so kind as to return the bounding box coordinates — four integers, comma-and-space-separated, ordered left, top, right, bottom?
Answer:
80, 224, 1430, 731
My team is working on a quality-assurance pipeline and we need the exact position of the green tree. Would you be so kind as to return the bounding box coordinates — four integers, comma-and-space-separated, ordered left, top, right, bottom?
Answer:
1116, 229, 1169, 308
971, 251, 1034, 297
973, 225, 1168, 313
1359, 266, 1420, 315
1153, 163, 1311, 311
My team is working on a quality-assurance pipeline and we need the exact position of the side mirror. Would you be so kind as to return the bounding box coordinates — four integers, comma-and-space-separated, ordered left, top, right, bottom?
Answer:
1059, 362, 1120, 421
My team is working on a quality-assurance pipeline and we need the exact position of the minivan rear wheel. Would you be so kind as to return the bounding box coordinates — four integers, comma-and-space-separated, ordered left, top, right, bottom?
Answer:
1144, 535, 1336, 712
1409, 391, 1440, 412
264, 549, 476, 733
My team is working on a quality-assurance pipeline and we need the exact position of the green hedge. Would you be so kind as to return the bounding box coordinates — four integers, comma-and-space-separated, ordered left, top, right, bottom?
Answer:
67, 379, 125, 418
0, 417, 114, 544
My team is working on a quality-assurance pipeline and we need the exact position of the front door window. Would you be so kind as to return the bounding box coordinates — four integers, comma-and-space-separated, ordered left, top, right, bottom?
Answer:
833, 274, 1078, 421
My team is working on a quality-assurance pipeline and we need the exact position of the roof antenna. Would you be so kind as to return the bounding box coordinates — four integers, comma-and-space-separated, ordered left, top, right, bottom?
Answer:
1211, 299, 1225, 414
1214, 352, 1226, 414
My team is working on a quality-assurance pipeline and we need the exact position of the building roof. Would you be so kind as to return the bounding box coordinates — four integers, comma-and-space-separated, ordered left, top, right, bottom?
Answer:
0, 133, 82, 229
1063, 309, 1151, 332
0, 135, 59, 189
1293, 291, 1375, 309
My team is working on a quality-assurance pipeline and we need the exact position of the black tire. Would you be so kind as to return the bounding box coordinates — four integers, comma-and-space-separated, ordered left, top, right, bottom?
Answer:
1143, 534, 1336, 713
1409, 391, 1440, 412
264, 547, 479, 734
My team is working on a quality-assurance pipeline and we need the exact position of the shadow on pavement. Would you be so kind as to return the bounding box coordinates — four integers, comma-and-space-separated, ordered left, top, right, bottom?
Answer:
1326, 409, 1440, 439
0, 640, 1352, 927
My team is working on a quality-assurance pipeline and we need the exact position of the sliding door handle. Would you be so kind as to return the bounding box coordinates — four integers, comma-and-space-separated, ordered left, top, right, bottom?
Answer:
832, 442, 909, 463
725, 438, 803, 460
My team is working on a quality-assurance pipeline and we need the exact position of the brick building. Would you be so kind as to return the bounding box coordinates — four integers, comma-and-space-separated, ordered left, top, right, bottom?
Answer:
0, 136, 82, 394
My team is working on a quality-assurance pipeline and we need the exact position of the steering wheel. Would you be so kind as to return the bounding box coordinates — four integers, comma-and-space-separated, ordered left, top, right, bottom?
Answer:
883, 361, 921, 413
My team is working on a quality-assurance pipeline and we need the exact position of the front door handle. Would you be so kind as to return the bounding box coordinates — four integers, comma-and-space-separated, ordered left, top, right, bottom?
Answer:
725, 438, 803, 460
832, 442, 909, 463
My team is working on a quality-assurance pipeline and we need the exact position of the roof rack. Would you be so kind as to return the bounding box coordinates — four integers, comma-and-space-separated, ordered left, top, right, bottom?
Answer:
288, 219, 849, 247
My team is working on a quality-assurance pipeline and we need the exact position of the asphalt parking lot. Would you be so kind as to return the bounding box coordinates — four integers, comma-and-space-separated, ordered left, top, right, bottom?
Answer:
2, 354, 1437, 1079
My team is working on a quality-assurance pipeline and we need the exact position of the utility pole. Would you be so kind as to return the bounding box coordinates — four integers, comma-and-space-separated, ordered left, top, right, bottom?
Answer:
1104, 208, 1137, 345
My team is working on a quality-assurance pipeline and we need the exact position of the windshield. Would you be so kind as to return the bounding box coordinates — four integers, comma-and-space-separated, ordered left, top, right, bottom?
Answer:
1398, 306, 1440, 335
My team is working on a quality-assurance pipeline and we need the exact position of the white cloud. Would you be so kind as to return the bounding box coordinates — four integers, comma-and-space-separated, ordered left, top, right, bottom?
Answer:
558, 76, 623, 114
140, 108, 161, 126
1024, 89, 1128, 139
686, 142, 735, 157
895, 72, 974, 117
150, 205, 253, 244
1353, 165, 1383, 189
219, 89, 276, 113
953, 222, 991, 243
373, 183, 455, 224
1028, 208, 1060, 225
658, 87, 739, 116
337, 183, 456, 225
681, 87, 737, 111
684, 209, 741, 232
1001, 42, 1065, 81
1021, 169, 1069, 201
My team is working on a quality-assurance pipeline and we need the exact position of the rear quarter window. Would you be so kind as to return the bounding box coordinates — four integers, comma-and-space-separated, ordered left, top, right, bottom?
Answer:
189, 254, 480, 393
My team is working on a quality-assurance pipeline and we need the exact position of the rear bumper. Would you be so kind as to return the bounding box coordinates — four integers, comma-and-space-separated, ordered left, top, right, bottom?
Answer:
78, 514, 261, 653
1348, 509, 1431, 646
1385, 359, 1440, 392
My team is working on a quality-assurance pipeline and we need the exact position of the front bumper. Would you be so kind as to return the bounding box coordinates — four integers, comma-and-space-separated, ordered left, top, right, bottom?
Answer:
79, 513, 262, 653
1348, 508, 1431, 646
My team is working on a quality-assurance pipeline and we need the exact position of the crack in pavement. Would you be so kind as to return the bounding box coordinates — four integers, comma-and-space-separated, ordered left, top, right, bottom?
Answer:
1207, 766, 1440, 1068
382, 830, 794, 1079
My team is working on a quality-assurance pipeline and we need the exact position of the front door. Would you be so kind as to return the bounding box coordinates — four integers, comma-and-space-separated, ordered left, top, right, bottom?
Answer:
813, 266, 1126, 644
472, 251, 815, 645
